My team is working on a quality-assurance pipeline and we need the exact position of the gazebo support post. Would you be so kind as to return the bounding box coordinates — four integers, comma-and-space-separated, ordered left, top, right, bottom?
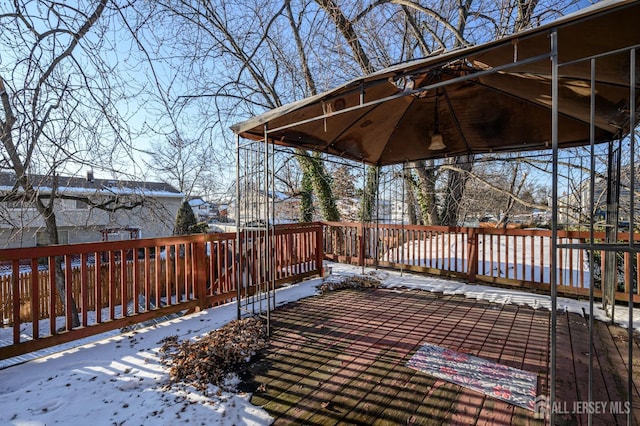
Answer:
550, 27, 559, 426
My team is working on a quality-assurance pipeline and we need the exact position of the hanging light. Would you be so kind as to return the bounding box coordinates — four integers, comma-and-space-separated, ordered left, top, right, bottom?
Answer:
429, 132, 446, 150
428, 91, 446, 151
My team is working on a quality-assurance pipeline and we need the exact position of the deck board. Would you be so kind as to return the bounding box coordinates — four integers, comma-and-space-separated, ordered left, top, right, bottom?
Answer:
242, 287, 639, 425
595, 320, 640, 424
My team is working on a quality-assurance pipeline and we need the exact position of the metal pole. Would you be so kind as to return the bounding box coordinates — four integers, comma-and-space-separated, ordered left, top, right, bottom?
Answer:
263, 124, 270, 331
375, 165, 380, 270
401, 164, 406, 276
249, 143, 255, 314
588, 57, 596, 426
236, 134, 242, 320
627, 47, 636, 426
550, 28, 559, 425
270, 131, 276, 324
362, 161, 366, 274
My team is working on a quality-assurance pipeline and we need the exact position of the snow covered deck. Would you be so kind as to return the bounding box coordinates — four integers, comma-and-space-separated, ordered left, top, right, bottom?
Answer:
1, 263, 639, 425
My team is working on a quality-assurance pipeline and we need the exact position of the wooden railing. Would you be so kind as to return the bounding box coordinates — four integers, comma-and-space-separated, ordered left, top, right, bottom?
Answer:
0, 223, 323, 360
323, 221, 640, 303
4, 219, 637, 361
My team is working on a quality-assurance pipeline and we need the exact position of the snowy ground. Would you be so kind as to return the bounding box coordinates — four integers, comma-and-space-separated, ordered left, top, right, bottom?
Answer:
1, 262, 638, 426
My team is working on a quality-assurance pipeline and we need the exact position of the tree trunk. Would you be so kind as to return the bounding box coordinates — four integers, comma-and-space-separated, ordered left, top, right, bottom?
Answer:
413, 160, 440, 226
38, 197, 81, 329
299, 166, 315, 222
496, 162, 526, 229
404, 171, 420, 225
358, 166, 378, 222
296, 151, 340, 222
441, 154, 474, 226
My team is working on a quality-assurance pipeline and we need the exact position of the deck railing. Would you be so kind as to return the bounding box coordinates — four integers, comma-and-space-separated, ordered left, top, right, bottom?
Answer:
0, 223, 323, 360
323, 221, 640, 303
3, 220, 637, 361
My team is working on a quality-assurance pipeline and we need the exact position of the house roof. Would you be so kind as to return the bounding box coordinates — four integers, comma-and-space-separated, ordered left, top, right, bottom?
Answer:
0, 173, 184, 198
188, 198, 217, 207
231, 0, 640, 166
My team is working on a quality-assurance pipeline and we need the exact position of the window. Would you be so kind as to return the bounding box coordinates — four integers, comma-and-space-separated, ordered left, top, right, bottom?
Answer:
3, 201, 24, 209
2, 198, 35, 209
75, 199, 89, 209
36, 230, 69, 246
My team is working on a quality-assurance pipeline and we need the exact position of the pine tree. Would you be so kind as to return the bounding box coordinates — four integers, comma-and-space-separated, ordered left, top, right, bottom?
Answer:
174, 201, 198, 235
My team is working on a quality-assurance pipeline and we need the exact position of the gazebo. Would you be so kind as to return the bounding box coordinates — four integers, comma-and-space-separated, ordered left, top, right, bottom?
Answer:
232, 0, 640, 423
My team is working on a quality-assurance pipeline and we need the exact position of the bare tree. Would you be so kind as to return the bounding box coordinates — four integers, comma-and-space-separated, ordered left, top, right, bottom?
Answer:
137, 0, 583, 226
146, 134, 214, 199
0, 0, 166, 327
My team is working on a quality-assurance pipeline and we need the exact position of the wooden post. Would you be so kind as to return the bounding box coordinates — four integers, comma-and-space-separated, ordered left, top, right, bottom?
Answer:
624, 252, 631, 297
316, 225, 324, 277
120, 250, 127, 318
195, 237, 208, 311
31, 258, 39, 338
358, 222, 365, 267
466, 228, 479, 283
12, 260, 19, 343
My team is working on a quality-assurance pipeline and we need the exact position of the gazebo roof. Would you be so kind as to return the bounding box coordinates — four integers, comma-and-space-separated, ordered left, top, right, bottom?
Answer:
232, 0, 640, 166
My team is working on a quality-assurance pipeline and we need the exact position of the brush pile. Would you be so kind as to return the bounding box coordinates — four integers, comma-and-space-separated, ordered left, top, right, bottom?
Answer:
317, 273, 382, 294
159, 316, 268, 391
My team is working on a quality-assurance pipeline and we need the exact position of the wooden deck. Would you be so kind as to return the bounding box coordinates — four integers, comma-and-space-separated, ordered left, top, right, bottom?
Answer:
242, 287, 640, 425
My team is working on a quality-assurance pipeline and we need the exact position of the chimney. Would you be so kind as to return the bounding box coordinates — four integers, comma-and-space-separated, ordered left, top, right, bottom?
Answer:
87, 170, 94, 182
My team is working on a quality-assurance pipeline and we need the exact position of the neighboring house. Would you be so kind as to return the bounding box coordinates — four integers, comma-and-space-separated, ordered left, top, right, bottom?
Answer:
377, 199, 408, 224
337, 197, 408, 224
0, 172, 184, 248
188, 197, 219, 222
218, 204, 230, 222
558, 174, 640, 227
230, 190, 301, 225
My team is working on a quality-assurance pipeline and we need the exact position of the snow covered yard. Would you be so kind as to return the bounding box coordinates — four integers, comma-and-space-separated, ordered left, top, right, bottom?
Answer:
0, 262, 638, 425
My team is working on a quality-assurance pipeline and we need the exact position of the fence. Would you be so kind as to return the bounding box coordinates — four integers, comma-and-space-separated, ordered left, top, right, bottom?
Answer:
4, 220, 637, 361
323, 221, 640, 303
0, 223, 323, 360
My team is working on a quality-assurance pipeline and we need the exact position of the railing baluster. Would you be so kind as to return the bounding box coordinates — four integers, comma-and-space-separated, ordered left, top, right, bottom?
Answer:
539, 235, 544, 283
133, 249, 140, 312
155, 246, 161, 309
143, 248, 150, 312
95, 252, 102, 323
31, 258, 39, 339
109, 251, 116, 320
48, 257, 56, 335
65, 255, 73, 331
11, 259, 20, 344
498, 234, 503, 278
520, 235, 525, 281
81, 253, 88, 326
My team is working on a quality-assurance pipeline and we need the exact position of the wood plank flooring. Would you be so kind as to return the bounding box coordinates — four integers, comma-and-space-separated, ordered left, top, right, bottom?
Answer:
240, 287, 639, 425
